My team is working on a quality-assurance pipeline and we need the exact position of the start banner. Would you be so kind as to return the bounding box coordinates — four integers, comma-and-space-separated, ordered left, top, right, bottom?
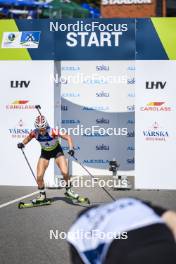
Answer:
1, 18, 176, 60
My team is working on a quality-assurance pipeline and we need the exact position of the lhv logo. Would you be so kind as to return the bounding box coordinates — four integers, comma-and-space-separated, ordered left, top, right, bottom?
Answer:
145, 81, 166, 89
10, 81, 30, 88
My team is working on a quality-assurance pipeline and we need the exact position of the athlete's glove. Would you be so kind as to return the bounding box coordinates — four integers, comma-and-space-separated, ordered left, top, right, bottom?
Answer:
68, 149, 75, 157
17, 143, 25, 149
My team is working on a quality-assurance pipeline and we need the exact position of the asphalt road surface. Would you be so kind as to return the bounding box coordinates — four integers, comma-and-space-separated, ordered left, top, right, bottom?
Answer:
0, 184, 176, 264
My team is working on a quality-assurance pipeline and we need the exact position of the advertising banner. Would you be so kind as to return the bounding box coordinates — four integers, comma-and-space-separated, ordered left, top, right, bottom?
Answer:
136, 18, 176, 60
1, 18, 176, 188
1, 18, 176, 61
60, 60, 135, 176
0, 61, 55, 186
135, 60, 176, 189
0, 19, 135, 60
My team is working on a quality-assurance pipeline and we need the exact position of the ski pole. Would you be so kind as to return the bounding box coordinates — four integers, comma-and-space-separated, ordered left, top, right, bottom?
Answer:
69, 154, 116, 202
20, 148, 37, 184
35, 105, 42, 116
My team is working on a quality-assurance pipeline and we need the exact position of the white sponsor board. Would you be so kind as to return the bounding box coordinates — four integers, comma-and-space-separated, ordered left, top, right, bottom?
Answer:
60, 60, 135, 176
0, 60, 134, 186
60, 60, 134, 113
135, 60, 176, 189
0, 61, 54, 186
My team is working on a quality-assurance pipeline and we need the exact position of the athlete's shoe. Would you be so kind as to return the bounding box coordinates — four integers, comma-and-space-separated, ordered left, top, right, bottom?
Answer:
32, 193, 46, 204
65, 188, 79, 200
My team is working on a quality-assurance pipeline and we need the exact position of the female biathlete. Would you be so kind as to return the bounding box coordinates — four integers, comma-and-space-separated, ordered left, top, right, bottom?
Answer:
17, 115, 79, 204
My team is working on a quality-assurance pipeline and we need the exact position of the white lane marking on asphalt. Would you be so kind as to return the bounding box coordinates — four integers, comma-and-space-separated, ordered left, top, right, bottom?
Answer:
0, 191, 39, 209
0, 176, 85, 209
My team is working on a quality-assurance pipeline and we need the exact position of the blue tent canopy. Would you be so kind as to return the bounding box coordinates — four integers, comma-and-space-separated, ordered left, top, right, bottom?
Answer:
0, 0, 16, 5
15, 0, 49, 7
81, 3, 100, 18
0, 0, 49, 7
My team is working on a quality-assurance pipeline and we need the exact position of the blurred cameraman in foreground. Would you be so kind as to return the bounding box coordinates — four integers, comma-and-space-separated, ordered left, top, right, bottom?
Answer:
67, 198, 176, 264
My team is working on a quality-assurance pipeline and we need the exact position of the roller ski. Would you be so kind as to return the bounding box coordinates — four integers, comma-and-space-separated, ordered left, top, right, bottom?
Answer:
18, 193, 52, 209
65, 187, 90, 205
